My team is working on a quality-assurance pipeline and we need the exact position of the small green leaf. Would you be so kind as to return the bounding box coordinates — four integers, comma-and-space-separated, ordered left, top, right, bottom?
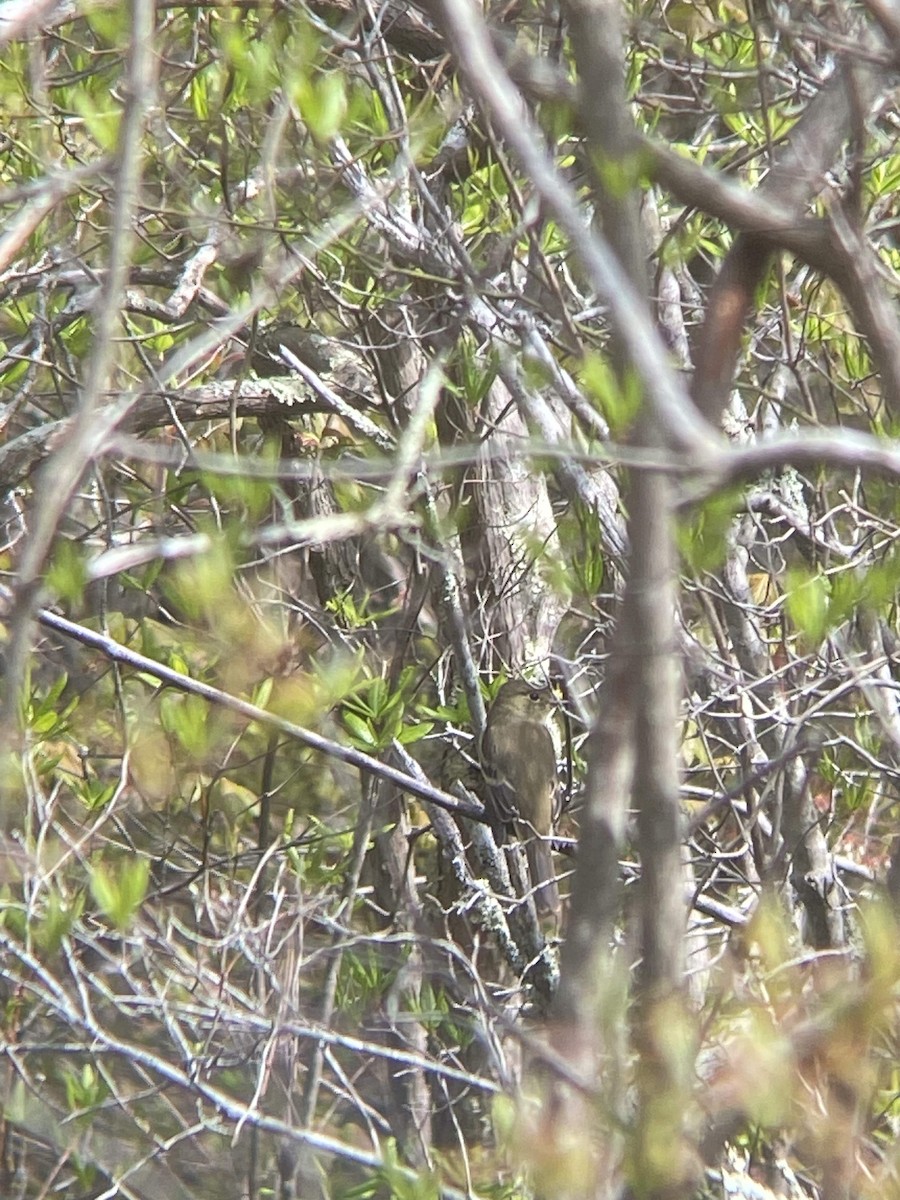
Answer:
89, 858, 150, 932
74, 778, 117, 813
35, 889, 84, 953
83, 2, 127, 46
64, 1062, 107, 1112
785, 569, 830, 643
343, 710, 378, 748
160, 693, 209, 757
396, 721, 434, 745
678, 491, 740, 573
71, 88, 122, 152
191, 71, 209, 120
31, 710, 60, 735
252, 676, 274, 709
47, 541, 87, 604
580, 352, 641, 434
295, 72, 347, 141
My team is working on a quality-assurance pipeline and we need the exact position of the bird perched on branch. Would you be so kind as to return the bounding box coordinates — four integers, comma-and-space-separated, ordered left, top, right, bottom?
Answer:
481, 680, 561, 916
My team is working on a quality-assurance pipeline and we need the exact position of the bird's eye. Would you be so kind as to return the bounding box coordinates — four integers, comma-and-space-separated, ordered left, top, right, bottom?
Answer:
528, 690, 541, 701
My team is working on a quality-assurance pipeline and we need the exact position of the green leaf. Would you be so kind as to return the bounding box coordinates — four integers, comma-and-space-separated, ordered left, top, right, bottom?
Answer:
89, 858, 150, 932
31, 710, 60, 735
35, 889, 84, 953
456, 335, 498, 405
343, 710, 378, 748
46, 540, 88, 604
25, 674, 75, 741
295, 73, 347, 141
396, 721, 434, 745
678, 490, 740, 573
74, 778, 117, 813
71, 87, 122, 152
252, 676, 274, 709
64, 1062, 107, 1112
83, 1, 128, 46
191, 71, 209, 120
160, 693, 209, 757
580, 352, 641, 434
785, 569, 830, 643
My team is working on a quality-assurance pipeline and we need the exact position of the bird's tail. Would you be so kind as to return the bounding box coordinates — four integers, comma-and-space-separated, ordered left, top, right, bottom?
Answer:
526, 836, 560, 916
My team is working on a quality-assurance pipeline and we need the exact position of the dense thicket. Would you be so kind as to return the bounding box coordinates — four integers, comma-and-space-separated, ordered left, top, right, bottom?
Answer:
2, 2, 900, 1198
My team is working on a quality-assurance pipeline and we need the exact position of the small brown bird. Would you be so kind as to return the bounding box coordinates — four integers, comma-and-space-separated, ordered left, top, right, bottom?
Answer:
481, 680, 560, 915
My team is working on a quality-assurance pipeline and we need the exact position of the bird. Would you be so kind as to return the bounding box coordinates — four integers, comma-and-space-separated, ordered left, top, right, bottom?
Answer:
481, 679, 561, 916
249, 324, 335, 378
